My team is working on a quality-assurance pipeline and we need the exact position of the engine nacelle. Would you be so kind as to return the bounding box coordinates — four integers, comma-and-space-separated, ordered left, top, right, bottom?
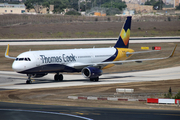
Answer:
82, 67, 102, 78
27, 73, 48, 78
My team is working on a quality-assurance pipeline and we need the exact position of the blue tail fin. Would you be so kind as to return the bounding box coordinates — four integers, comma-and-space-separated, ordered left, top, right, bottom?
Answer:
114, 16, 132, 48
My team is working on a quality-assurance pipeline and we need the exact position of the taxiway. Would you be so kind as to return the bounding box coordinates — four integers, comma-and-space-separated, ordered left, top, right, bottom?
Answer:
0, 66, 179, 90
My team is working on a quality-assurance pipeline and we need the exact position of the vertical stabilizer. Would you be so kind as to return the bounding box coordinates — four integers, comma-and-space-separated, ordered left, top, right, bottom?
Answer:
114, 16, 132, 48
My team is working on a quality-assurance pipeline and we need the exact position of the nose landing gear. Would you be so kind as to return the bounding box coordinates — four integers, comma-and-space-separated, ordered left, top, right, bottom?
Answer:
26, 74, 32, 84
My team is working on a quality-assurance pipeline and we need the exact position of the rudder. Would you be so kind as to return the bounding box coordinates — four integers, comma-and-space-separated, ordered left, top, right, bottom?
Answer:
114, 16, 132, 48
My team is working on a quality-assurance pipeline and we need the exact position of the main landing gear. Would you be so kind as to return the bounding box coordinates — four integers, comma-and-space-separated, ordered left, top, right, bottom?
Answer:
54, 73, 63, 81
26, 74, 32, 84
90, 77, 99, 82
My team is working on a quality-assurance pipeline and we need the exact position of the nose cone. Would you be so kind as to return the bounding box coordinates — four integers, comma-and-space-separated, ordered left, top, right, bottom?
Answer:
12, 61, 23, 72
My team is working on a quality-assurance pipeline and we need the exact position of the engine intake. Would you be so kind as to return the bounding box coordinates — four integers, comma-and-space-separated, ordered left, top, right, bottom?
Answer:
82, 67, 102, 78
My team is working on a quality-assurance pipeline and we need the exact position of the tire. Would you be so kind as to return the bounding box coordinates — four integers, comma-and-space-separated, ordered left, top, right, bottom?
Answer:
54, 74, 63, 81
58, 74, 63, 81
54, 74, 59, 81
26, 80, 32, 84
90, 77, 99, 82
94, 77, 99, 81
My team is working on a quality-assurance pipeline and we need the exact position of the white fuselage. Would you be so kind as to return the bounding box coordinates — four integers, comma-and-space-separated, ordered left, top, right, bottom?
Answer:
12, 47, 117, 74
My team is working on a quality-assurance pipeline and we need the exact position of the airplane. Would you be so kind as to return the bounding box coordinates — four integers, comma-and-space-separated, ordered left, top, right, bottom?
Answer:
5, 16, 177, 84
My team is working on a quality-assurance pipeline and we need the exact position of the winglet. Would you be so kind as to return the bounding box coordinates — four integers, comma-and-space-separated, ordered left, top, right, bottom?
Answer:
169, 45, 177, 58
5, 44, 10, 58
5, 44, 16, 59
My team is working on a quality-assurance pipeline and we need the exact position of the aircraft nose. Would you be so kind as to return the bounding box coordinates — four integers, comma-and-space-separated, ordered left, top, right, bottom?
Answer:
12, 61, 23, 72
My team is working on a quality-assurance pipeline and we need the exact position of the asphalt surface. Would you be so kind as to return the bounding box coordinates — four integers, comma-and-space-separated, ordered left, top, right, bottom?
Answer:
0, 102, 180, 120
0, 66, 180, 89
0, 37, 180, 45
0, 38, 180, 119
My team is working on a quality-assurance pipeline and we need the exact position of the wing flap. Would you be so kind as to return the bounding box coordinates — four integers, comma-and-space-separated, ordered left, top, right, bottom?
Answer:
126, 50, 160, 55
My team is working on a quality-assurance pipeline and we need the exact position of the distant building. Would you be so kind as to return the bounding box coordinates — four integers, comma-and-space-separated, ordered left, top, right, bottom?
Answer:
26, 5, 54, 14
174, 0, 180, 7
0, 3, 25, 14
126, 3, 153, 13
122, 0, 148, 5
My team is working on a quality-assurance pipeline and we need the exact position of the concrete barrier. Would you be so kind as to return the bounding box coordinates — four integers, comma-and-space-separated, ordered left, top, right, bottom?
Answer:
116, 88, 134, 93
68, 96, 147, 102
147, 98, 180, 104
107, 97, 118, 101
87, 97, 98, 100
128, 99, 138, 101
68, 96, 78, 99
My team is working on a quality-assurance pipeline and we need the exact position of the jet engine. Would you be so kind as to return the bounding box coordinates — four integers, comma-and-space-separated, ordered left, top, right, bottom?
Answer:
82, 67, 102, 79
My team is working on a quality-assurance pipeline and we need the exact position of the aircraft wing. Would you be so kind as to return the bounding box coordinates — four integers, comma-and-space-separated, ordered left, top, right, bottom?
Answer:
126, 50, 160, 55
70, 45, 177, 69
96, 45, 177, 66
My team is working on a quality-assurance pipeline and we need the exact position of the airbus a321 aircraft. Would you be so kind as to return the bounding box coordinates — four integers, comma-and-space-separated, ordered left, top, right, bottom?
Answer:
5, 16, 177, 84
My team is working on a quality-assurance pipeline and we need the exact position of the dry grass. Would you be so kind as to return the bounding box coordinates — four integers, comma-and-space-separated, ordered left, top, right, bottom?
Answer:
0, 18, 180, 39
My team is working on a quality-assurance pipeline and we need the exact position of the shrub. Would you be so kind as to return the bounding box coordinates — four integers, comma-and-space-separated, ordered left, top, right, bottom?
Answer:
164, 87, 172, 98
65, 11, 81, 16
173, 91, 180, 99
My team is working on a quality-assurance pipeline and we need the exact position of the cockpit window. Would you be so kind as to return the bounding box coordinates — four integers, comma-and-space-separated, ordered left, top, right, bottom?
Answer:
15, 57, 31, 61
19, 58, 24, 61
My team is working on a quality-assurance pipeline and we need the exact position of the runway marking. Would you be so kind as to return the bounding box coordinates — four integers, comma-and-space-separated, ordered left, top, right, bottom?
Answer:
0, 109, 93, 120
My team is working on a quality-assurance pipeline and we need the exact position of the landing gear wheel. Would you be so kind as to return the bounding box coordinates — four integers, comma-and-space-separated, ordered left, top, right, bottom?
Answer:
26, 74, 32, 84
54, 74, 59, 81
54, 74, 63, 81
90, 77, 99, 82
94, 77, 99, 81
26, 80, 32, 84
58, 74, 63, 81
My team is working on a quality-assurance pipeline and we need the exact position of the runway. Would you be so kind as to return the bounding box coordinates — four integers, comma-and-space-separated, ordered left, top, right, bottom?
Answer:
0, 66, 180, 90
0, 102, 180, 120
0, 37, 180, 45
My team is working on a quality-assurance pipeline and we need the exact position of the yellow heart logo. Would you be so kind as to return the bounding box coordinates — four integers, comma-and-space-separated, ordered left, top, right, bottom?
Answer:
120, 29, 130, 46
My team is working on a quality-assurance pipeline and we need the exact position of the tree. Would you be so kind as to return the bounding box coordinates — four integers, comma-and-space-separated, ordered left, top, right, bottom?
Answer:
153, 0, 164, 10
65, 10, 81, 15
145, 0, 156, 5
145, 0, 164, 10
176, 3, 180, 10
101, 0, 126, 11
25, 0, 70, 13
173, 91, 180, 99
25, 0, 35, 10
